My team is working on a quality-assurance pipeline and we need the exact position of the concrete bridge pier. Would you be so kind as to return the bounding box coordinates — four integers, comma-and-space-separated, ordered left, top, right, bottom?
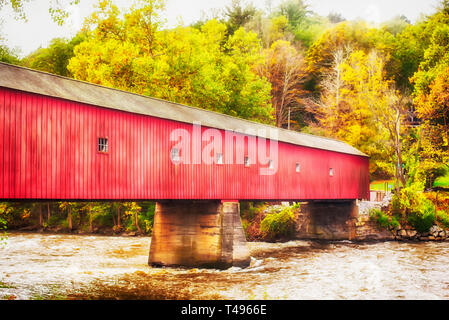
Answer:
148, 200, 251, 269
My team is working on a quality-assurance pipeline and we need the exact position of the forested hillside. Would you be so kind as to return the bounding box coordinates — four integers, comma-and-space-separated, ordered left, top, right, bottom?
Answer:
0, 0, 448, 236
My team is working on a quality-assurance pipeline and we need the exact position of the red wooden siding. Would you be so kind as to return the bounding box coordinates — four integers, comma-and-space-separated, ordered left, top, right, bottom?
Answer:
0, 87, 369, 201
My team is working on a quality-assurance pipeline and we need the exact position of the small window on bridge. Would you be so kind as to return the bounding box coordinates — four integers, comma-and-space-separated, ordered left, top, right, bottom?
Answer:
296, 163, 300, 172
268, 160, 274, 169
244, 156, 250, 167
171, 147, 180, 162
216, 153, 223, 164
329, 168, 334, 176
98, 137, 108, 153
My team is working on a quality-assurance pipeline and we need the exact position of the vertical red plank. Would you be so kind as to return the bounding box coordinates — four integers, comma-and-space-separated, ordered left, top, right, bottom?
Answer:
9, 90, 16, 198
106, 109, 110, 200
53, 98, 58, 199
103, 109, 108, 199
29, 95, 39, 199
79, 104, 85, 199
87, 106, 92, 200
93, 107, 98, 200
0, 90, 4, 198
117, 112, 121, 200
51, 97, 56, 199
74, 102, 79, 199
4, 90, 11, 199
110, 113, 114, 199
36, 95, 42, 199
43, 96, 49, 199
66, 100, 70, 199
98, 108, 103, 200
13, 90, 21, 199
66, 100, 71, 199
48, 96, 53, 199
60, 100, 66, 199
22, 92, 28, 199
59, 98, 64, 199
124, 112, 129, 199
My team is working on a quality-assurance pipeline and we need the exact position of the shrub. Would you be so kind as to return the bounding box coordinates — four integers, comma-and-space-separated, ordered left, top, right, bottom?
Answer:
241, 202, 265, 221
141, 202, 156, 234
407, 200, 436, 233
390, 194, 402, 216
0, 216, 7, 247
437, 210, 449, 229
260, 206, 296, 240
369, 208, 400, 230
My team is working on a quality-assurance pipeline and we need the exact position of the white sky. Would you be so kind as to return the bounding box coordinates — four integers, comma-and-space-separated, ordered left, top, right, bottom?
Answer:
0, 0, 442, 58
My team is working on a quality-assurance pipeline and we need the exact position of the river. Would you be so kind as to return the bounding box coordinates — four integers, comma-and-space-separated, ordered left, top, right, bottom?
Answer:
1, 232, 449, 300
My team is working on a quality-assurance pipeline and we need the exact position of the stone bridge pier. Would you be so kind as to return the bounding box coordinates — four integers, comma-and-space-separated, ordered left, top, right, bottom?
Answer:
294, 200, 392, 241
148, 200, 250, 269
295, 200, 359, 240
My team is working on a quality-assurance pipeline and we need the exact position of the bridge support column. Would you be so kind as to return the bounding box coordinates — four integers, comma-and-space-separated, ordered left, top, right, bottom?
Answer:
148, 200, 250, 269
295, 200, 359, 240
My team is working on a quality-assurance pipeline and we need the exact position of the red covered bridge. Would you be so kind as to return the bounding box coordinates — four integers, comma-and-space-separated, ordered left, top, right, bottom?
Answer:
0, 62, 370, 268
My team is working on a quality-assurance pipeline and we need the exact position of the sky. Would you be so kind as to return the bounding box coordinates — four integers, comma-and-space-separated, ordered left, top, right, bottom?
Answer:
0, 0, 442, 58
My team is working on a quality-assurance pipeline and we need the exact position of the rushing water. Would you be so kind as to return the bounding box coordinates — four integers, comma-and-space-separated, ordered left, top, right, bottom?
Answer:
1, 232, 449, 300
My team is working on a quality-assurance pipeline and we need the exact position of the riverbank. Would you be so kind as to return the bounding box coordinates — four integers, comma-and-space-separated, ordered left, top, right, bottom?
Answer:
8, 225, 148, 237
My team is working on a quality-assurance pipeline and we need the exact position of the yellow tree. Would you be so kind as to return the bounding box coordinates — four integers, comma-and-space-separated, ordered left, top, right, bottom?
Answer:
413, 66, 449, 186
68, 0, 273, 124
257, 40, 306, 128
314, 49, 412, 184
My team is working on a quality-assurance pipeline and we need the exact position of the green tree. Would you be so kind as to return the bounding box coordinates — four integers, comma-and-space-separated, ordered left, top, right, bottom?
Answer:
381, 15, 410, 36
22, 33, 86, 77
273, 0, 327, 48
224, 0, 256, 36
0, 44, 20, 64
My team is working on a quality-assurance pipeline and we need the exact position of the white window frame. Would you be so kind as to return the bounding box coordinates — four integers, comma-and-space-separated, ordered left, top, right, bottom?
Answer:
171, 147, 180, 162
244, 156, 250, 167
216, 153, 223, 165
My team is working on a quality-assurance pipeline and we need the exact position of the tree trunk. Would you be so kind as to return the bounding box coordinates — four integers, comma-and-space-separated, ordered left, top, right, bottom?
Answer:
47, 202, 51, 221
135, 211, 142, 233
89, 205, 93, 233
68, 206, 72, 231
117, 205, 121, 229
39, 204, 43, 227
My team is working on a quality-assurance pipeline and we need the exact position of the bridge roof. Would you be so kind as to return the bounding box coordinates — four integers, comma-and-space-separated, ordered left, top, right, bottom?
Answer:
0, 62, 367, 157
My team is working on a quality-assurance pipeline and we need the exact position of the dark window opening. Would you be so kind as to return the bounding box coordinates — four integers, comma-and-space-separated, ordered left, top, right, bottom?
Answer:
98, 137, 108, 153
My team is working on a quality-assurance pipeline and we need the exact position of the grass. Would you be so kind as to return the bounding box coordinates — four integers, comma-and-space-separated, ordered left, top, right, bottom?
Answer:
0, 281, 15, 289
434, 174, 449, 189
370, 180, 394, 191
